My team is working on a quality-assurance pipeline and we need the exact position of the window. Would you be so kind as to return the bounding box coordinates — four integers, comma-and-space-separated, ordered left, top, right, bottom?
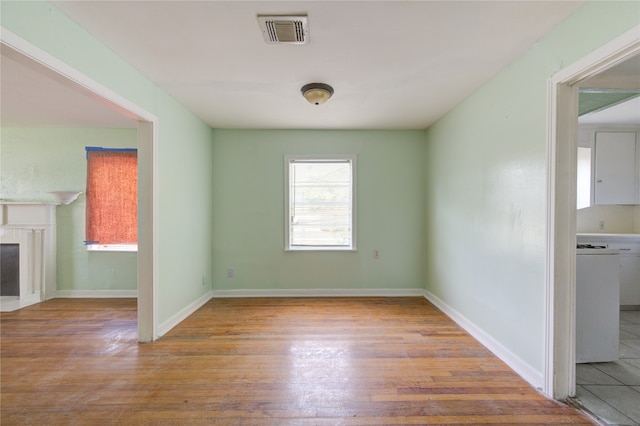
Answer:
285, 155, 356, 251
85, 147, 137, 251
576, 147, 591, 209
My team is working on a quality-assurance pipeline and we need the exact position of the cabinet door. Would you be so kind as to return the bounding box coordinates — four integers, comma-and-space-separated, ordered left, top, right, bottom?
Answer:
620, 255, 640, 306
594, 132, 637, 205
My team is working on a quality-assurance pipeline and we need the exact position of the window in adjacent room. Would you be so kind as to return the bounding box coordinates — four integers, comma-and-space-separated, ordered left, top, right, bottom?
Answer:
285, 155, 356, 251
85, 147, 138, 252
576, 147, 592, 209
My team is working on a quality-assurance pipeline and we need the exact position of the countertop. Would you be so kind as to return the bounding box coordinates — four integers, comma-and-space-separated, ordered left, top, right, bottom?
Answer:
577, 233, 640, 242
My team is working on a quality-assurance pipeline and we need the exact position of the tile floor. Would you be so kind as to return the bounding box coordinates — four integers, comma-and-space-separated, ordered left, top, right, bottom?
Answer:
576, 311, 640, 426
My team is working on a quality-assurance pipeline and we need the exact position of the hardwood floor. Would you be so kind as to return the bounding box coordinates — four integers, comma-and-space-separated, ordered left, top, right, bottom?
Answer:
1, 297, 593, 425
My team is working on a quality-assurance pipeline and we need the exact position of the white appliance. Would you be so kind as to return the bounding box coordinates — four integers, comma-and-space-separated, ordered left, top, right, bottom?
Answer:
575, 246, 620, 363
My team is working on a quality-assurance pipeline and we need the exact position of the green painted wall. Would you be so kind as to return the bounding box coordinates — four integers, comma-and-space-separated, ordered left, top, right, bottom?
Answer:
1, 1, 215, 324
423, 1, 640, 373
212, 130, 425, 291
0, 127, 138, 291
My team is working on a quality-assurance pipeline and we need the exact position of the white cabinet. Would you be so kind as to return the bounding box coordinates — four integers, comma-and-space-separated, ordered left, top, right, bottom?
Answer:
607, 241, 640, 307
619, 255, 640, 306
576, 249, 620, 363
577, 234, 640, 308
594, 132, 638, 205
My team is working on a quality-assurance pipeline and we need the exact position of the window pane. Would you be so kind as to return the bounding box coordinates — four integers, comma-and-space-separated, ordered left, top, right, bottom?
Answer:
577, 147, 591, 209
290, 161, 352, 247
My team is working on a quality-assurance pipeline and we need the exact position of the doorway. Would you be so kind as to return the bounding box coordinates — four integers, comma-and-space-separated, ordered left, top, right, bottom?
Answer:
0, 30, 158, 342
573, 54, 640, 424
547, 25, 640, 400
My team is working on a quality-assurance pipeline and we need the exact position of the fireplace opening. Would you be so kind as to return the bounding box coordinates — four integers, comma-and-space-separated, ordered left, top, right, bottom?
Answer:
1, 244, 20, 297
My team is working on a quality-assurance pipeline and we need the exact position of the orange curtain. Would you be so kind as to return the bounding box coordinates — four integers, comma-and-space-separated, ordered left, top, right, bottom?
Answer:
86, 150, 137, 245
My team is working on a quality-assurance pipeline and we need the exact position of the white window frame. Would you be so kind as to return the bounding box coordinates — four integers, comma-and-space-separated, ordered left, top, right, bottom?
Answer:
86, 244, 138, 252
284, 154, 357, 251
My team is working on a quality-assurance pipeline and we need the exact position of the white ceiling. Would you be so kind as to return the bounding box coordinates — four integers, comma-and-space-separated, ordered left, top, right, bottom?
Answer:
579, 96, 640, 126
579, 54, 640, 126
1, 44, 137, 128
1, 1, 602, 130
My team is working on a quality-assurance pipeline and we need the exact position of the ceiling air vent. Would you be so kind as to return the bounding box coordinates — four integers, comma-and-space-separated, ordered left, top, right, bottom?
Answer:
258, 15, 308, 45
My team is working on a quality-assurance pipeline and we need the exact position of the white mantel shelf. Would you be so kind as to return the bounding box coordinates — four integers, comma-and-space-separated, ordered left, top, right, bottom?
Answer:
0, 201, 57, 204
1, 191, 82, 206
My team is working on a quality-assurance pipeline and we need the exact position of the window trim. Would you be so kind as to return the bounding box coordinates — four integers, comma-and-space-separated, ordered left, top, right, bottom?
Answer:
284, 154, 357, 252
85, 146, 138, 252
86, 244, 138, 253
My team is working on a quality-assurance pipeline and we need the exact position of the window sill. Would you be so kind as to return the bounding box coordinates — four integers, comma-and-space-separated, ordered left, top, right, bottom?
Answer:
86, 244, 138, 253
286, 246, 356, 252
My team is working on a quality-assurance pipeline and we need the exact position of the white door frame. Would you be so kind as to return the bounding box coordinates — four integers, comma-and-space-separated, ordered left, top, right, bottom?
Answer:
1, 28, 159, 342
545, 25, 640, 399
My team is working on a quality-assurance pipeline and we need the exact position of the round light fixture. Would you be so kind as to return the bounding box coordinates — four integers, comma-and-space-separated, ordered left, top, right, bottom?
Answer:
301, 82, 334, 105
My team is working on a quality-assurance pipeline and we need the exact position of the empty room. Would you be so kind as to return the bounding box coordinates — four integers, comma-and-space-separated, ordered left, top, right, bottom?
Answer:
1, 1, 639, 424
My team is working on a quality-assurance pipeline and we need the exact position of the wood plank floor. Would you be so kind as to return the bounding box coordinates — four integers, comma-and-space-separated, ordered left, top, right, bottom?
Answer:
1, 297, 593, 425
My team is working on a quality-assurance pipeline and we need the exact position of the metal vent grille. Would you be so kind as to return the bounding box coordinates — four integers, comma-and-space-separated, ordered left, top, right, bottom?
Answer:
258, 16, 308, 44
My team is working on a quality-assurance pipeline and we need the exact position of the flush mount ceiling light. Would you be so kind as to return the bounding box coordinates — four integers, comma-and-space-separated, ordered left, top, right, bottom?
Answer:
301, 83, 334, 105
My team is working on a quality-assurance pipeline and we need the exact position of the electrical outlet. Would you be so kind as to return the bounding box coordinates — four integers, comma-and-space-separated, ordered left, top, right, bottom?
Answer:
373, 249, 380, 259
226, 268, 234, 278
599, 220, 605, 230
202, 274, 207, 286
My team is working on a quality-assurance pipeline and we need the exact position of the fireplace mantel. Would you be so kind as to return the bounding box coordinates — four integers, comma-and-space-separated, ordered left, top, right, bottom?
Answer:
0, 203, 57, 302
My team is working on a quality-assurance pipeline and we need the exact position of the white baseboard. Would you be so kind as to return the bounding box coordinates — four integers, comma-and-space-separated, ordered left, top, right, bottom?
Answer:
423, 289, 544, 391
56, 290, 137, 298
211, 288, 426, 298
158, 291, 213, 338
